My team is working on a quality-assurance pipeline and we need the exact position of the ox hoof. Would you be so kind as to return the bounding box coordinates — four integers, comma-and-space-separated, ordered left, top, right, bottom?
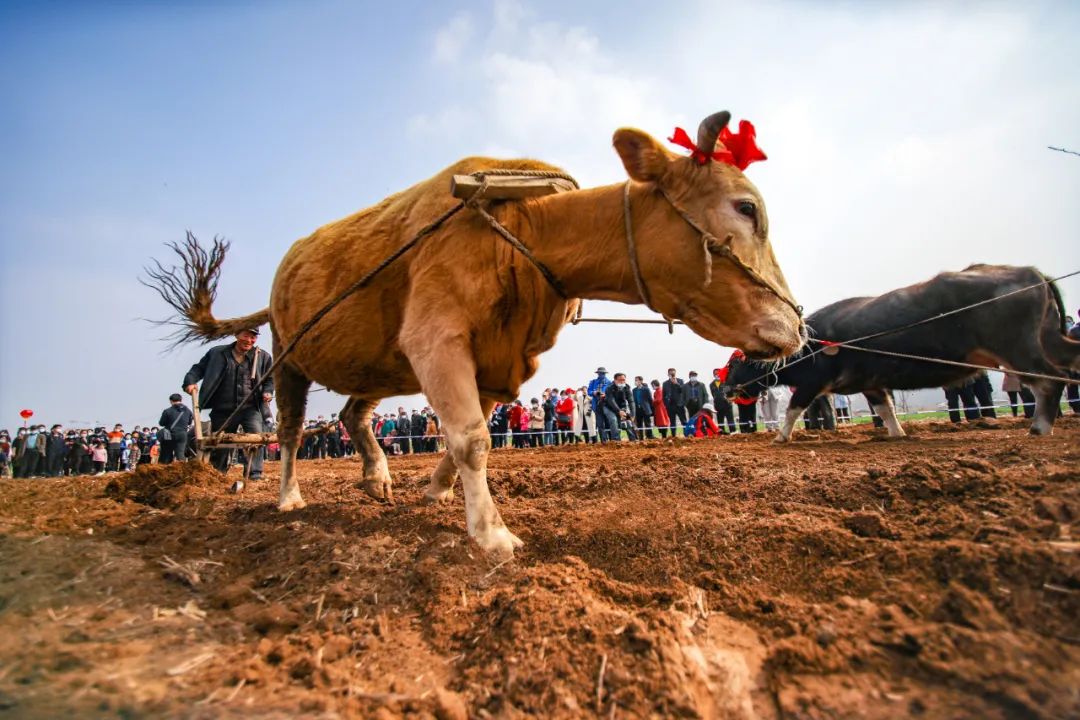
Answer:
229, 480, 245, 494
772, 435, 791, 445
1028, 424, 1052, 437
362, 477, 394, 503
278, 494, 307, 512
473, 526, 524, 560
423, 483, 455, 504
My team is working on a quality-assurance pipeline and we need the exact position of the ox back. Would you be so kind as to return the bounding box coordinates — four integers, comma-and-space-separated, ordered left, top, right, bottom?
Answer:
726, 264, 1079, 439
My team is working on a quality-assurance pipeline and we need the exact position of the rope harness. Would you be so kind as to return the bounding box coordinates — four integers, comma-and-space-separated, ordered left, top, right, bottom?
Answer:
210, 169, 578, 439
619, 180, 804, 332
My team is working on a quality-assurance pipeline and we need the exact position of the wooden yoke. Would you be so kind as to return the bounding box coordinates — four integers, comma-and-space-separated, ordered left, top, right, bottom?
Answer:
450, 174, 577, 201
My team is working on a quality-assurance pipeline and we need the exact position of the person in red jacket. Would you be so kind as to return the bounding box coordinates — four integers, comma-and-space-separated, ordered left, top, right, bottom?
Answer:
555, 389, 577, 443
690, 403, 721, 437
650, 380, 670, 437
508, 401, 527, 449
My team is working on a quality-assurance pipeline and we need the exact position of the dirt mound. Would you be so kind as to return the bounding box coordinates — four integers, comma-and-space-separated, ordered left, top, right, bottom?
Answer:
103, 460, 222, 509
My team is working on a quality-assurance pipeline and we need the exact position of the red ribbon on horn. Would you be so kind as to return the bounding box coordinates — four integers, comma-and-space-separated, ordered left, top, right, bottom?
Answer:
668, 120, 767, 171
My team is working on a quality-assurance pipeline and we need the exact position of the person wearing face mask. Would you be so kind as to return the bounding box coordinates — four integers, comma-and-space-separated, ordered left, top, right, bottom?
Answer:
632, 376, 655, 440
587, 367, 613, 443
650, 380, 669, 438
556, 389, 577, 444
15, 426, 46, 478
684, 371, 709, 417
528, 398, 546, 447
45, 424, 67, 477
603, 373, 637, 441
67, 432, 81, 475
662, 369, 687, 436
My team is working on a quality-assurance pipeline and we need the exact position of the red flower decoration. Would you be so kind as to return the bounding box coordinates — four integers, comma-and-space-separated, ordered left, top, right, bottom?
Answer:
668, 119, 767, 171
719, 120, 767, 170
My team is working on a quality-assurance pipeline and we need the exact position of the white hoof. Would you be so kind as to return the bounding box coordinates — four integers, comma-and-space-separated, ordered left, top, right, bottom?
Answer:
423, 482, 455, 504
229, 480, 245, 494
473, 526, 524, 560
772, 435, 790, 444
361, 476, 394, 502
278, 493, 307, 512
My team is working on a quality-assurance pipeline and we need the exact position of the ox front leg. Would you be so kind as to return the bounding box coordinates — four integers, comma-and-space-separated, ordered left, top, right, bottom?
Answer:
775, 406, 804, 443
866, 389, 905, 437
406, 340, 521, 558
1029, 380, 1065, 436
341, 397, 394, 501
775, 386, 819, 443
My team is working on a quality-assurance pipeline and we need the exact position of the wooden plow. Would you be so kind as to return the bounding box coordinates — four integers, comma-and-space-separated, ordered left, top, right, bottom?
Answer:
189, 391, 328, 463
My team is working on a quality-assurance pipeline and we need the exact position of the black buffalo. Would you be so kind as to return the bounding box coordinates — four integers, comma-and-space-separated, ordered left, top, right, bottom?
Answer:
725, 265, 1079, 441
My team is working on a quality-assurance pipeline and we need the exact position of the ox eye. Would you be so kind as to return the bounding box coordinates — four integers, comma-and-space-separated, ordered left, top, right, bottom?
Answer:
736, 201, 756, 219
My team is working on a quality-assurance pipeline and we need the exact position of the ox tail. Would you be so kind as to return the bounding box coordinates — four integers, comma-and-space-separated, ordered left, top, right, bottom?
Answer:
1039, 273, 1080, 371
141, 232, 270, 349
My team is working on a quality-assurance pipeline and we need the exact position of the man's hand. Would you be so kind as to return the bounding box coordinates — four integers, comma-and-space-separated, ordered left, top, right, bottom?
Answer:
184, 384, 197, 395
263, 393, 273, 404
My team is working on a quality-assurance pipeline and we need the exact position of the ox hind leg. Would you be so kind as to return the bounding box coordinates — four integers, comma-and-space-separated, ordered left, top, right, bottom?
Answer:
424, 452, 459, 504
276, 362, 312, 511
423, 398, 494, 504
405, 337, 520, 558
339, 397, 393, 501
995, 347, 1068, 435
864, 389, 905, 437
1027, 377, 1065, 436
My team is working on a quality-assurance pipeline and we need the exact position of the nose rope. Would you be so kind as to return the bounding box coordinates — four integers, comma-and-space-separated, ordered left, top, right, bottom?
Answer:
655, 186, 804, 320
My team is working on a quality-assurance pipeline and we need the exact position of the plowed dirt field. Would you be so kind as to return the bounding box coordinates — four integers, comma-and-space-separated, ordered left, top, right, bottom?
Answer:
2, 416, 1078, 719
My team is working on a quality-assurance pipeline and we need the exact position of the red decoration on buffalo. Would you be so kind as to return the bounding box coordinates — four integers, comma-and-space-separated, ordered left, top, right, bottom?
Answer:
668, 119, 767, 170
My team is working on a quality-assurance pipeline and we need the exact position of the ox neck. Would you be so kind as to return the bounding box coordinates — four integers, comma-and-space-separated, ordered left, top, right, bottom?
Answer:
518, 182, 647, 304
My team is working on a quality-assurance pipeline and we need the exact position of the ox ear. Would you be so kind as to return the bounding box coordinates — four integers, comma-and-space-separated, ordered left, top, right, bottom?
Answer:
613, 128, 671, 183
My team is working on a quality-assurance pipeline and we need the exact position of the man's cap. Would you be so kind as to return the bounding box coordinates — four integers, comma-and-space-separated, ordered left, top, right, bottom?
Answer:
241, 327, 260, 335
702, 403, 714, 411
595, 366, 607, 374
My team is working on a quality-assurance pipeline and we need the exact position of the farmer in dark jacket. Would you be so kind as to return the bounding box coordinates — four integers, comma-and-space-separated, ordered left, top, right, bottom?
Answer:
183, 328, 273, 488
662, 369, 687, 435
158, 393, 194, 464
709, 369, 737, 434
683, 371, 709, 416
604, 373, 637, 441
632, 376, 655, 439
45, 425, 67, 476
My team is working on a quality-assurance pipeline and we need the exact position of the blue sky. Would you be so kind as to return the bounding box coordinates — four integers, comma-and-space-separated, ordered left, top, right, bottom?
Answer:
2, 0, 1078, 427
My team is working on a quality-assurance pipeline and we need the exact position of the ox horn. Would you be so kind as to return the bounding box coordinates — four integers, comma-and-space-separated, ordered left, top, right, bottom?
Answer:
696, 111, 731, 160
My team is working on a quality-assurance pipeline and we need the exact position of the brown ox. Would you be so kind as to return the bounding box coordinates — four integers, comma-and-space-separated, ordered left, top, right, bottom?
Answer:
158, 112, 804, 557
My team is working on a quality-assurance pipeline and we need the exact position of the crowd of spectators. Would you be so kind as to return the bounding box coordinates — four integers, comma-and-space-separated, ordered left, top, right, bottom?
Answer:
6, 315, 1079, 475
0, 423, 163, 478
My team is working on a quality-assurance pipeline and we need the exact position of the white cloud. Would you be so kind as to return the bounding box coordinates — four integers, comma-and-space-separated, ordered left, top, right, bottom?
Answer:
433, 12, 473, 64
